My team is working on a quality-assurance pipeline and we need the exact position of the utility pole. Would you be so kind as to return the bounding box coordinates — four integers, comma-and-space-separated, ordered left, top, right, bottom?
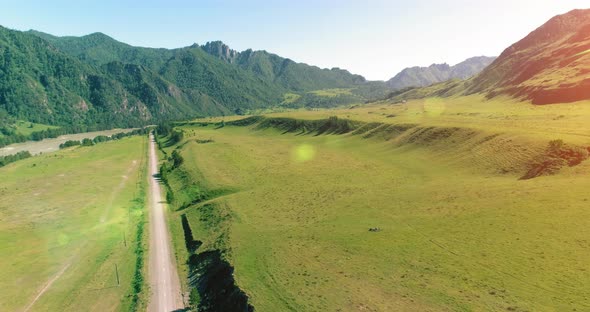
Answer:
123, 232, 127, 247
115, 264, 120, 286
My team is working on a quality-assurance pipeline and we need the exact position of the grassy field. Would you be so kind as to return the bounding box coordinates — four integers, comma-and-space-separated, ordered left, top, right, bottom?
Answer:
164, 96, 590, 311
308, 88, 354, 97
0, 135, 149, 311
282, 93, 302, 104
0, 121, 59, 138
13, 121, 60, 137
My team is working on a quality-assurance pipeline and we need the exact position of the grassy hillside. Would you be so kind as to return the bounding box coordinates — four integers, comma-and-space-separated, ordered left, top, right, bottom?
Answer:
0, 136, 149, 311
387, 9, 590, 105
160, 96, 590, 311
279, 88, 363, 109
464, 9, 590, 104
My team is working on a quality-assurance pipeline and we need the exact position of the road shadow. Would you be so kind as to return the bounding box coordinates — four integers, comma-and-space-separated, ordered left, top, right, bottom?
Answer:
181, 214, 253, 311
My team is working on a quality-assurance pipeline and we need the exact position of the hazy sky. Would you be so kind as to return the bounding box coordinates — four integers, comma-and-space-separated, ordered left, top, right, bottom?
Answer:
0, 0, 588, 80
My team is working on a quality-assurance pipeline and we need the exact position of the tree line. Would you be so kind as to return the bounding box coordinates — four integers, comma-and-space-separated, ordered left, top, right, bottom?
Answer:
0, 151, 32, 167
0, 123, 131, 148
59, 128, 149, 149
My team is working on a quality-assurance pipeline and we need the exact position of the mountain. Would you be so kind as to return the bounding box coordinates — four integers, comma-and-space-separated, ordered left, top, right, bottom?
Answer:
0, 27, 386, 128
0, 26, 169, 128
464, 9, 590, 104
28, 31, 286, 112
1, 28, 277, 127
0, 28, 389, 128
28, 30, 175, 69
201, 41, 239, 64
31, 32, 380, 100
100, 61, 223, 117
202, 41, 368, 92
386, 56, 495, 90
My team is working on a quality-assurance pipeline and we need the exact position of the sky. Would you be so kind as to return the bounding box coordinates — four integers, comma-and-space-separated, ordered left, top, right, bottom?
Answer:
0, 0, 588, 80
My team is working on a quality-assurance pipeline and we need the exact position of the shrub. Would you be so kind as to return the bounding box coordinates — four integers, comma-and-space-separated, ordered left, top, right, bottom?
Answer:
0, 151, 32, 167
59, 140, 81, 149
81, 138, 94, 146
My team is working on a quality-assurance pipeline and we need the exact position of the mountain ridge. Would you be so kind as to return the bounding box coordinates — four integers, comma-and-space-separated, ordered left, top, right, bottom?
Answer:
388, 9, 590, 105
200, 40, 369, 92
464, 8, 590, 104
0, 26, 389, 128
31, 31, 371, 91
386, 56, 495, 90
29, 30, 386, 105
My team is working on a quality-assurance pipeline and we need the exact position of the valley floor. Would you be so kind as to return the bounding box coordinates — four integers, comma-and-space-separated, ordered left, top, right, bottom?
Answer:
0, 136, 148, 311
164, 96, 590, 311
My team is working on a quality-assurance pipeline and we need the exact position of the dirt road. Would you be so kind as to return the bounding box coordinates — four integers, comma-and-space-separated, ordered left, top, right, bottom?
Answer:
147, 133, 184, 311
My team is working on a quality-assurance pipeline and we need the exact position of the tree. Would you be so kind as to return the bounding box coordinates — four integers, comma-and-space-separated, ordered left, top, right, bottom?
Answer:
81, 138, 94, 146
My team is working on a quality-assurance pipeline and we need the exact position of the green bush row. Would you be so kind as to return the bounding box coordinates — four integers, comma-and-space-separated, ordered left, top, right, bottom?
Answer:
0, 150, 31, 167
58, 128, 149, 149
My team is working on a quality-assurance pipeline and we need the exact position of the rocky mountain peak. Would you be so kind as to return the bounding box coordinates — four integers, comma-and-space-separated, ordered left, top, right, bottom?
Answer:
201, 41, 239, 63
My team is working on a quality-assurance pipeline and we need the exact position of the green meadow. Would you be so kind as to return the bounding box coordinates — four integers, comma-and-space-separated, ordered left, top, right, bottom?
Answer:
0, 121, 58, 139
163, 96, 590, 311
12, 121, 59, 137
0, 136, 148, 312
308, 88, 354, 97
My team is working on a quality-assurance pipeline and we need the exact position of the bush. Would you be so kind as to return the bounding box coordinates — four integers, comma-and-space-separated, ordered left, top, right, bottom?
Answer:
169, 129, 184, 145
0, 151, 32, 167
81, 138, 94, 146
59, 140, 81, 149
171, 150, 184, 168
93, 135, 110, 144
156, 123, 173, 137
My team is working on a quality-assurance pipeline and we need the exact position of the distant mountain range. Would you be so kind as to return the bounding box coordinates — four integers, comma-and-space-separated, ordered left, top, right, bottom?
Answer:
0, 28, 386, 128
386, 56, 496, 90
464, 9, 590, 104
391, 9, 590, 105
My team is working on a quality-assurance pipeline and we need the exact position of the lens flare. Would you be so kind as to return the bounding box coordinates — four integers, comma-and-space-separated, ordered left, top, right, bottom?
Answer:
423, 99, 446, 117
293, 144, 316, 162
57, 233, 70, 246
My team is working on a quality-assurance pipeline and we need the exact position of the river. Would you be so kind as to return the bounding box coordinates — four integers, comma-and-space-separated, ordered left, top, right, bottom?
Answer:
0, 129, 135, 156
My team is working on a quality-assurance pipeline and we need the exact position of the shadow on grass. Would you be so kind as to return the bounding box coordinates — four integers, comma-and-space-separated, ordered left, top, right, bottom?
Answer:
252, 116, 361, 137
188, 250, 254, 312
181, 214, 254, 311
